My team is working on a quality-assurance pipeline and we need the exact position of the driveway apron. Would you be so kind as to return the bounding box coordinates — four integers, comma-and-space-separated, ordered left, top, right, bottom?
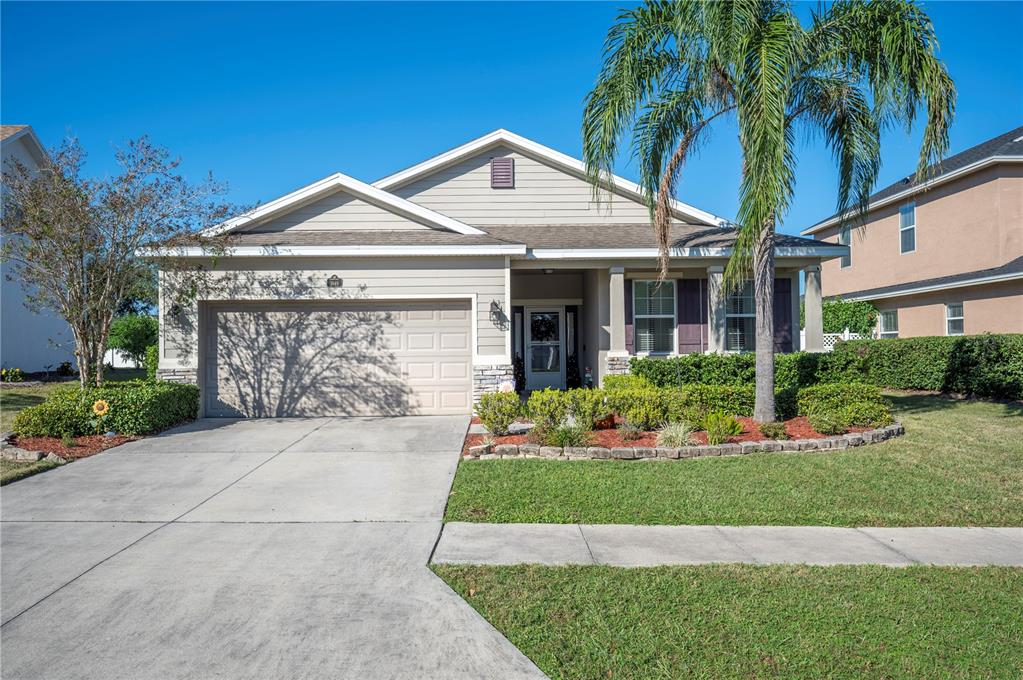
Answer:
1, 416, 545, 680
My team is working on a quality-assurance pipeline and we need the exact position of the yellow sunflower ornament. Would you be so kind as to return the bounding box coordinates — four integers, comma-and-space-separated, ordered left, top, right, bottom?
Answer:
92, 400, 110, 417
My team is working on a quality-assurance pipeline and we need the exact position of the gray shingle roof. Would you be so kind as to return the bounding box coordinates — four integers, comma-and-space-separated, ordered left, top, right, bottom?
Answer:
810, 125, 1023, 230
226, 223, 830, 251
840, 255, 1023, 301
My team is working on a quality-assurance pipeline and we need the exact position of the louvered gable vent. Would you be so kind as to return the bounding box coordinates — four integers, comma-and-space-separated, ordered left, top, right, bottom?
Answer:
490, 157, 514, 189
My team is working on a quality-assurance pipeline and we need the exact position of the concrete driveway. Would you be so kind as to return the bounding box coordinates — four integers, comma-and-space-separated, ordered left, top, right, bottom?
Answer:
1, 417, 545, 680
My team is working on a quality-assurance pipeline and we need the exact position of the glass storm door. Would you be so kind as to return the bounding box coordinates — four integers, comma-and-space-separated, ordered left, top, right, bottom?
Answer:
525, 308, 566, 390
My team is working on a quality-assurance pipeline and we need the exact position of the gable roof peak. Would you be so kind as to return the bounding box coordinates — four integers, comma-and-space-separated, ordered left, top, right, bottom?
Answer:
374, 129, 728, 228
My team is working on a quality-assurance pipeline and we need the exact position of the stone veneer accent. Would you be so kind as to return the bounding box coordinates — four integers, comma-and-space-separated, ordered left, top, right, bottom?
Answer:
464, 422, 905, 460
605, 356, 631, 376
156, 368, 198, 384
472, 364, 515, 403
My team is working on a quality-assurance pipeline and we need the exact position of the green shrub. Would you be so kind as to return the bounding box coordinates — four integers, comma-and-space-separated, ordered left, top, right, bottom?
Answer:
2, 367, 26, 383
602, 374, 652, 391
12, 381, 199, 437
828, 334, 1023, 399
545, 423, 592, 447
526, 388, 570, 429
476, 391, 521, 436
678, 384, 755, 419
809, 412, 846, 435
619, 423, 644, 441
758, 422, 788, 440
144, 345, 159, 381
704, 410, 744, 445
566, 389, 610, 430
630, 352, 832, 392
837, 401, 894, 428
797, 382, 886, 417
800, 298, 878, 336
656, 421, 697, 447
108, 315, 159, 367
606, 388, 667, 430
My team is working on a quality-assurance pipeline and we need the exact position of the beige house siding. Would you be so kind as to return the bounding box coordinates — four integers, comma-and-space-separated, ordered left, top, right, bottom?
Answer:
873, 279, 1023, 337
392, 145, 655, 225
159, 257, 509, 374
247, 188, 434, 232
511, 271, 584, 301
816, 164, 1023, 298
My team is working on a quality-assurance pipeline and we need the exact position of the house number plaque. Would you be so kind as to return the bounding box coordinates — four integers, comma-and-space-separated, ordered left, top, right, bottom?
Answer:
326, 275, 343, 288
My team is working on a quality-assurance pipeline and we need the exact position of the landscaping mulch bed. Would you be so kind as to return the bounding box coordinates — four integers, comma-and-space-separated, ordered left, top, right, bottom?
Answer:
13, 434, 138, 460
465, 415, 867, 453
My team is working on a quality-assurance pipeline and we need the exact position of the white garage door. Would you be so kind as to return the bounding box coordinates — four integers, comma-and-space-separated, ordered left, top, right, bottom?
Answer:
203, 300, 472, 417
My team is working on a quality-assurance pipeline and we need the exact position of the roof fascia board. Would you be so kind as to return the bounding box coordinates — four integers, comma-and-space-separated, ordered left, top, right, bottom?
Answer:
842, 271, 1023, 302
2, 126, 47, 165
204, 172, 486, 237
140, 244, 526, 258
526, 245, 848, 259
802, 156, 1023, 235
373, 129, 729, 228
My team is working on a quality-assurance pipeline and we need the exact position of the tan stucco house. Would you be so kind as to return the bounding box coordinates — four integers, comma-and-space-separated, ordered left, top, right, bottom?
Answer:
155, 130, 845, 417
803, 126, 1023, 339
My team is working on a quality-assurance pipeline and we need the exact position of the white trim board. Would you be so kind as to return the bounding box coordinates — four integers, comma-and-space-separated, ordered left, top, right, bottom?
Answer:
373, 128, 729, 228
525, 246, 848, 260
140, 244, 527, 258
802, 156, 1023, 235
203, 171, 486, 237
842, 271, 1023, 302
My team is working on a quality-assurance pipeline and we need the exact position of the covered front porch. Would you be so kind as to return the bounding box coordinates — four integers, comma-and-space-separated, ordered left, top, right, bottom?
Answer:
508, 260, 826, 390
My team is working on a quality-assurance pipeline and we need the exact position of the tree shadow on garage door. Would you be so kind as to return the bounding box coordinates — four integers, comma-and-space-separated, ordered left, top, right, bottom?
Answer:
207, 301, 415, 418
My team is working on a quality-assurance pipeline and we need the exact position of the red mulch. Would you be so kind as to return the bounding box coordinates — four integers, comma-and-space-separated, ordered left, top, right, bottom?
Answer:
464, 415, 865, 454
13, 434, 137, 460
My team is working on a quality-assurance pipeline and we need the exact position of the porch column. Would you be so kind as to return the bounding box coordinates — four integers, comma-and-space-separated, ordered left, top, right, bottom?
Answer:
804, 264, 824, 352
608, 266, 627, 355
706, 265, 726, 352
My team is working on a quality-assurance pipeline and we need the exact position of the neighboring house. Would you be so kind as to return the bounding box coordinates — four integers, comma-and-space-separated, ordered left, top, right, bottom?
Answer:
1, 125, 74, 372
154, 129, 845, 417
803, 126, 1023, 339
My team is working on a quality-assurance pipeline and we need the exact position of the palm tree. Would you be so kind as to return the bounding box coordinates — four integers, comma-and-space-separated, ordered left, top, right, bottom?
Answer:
583, 0, 955, 422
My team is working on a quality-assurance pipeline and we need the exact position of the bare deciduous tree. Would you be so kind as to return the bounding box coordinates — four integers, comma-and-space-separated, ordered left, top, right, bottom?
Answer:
2, 136, 234, 386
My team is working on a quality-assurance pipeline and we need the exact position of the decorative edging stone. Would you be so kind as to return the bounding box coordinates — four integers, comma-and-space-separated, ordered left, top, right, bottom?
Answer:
463, 422, 905, 461
1, 432, 68, 464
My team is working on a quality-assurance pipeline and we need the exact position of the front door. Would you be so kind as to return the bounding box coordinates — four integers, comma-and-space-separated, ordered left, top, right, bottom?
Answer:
525, 307, 566, 390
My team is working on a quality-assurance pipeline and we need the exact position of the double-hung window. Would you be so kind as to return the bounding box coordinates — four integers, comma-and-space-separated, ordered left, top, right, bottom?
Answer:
899, 201, 916, 253
879, 310, 899, 339
725, 282, 755, 352
839, 225, 851, 268
946, 303, 964, 336
633, 280, 675, 353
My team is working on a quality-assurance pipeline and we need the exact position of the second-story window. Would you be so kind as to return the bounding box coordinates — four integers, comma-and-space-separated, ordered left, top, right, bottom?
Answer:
839, 225, 851, 268
899, 201, 916, 254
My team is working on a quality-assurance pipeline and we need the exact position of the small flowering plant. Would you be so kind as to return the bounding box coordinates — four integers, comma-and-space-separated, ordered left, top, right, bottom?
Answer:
90, 399, 111, 434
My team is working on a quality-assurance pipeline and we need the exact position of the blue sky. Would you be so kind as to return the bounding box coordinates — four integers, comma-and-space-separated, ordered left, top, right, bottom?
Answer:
3, 1, 1021, 235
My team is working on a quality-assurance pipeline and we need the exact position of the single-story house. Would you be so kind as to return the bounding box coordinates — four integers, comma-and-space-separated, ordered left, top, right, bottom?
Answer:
154, 130, 846, 417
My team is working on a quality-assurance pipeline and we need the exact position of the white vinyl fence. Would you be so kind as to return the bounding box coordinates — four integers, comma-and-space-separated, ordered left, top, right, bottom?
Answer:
800, 328, 867, 352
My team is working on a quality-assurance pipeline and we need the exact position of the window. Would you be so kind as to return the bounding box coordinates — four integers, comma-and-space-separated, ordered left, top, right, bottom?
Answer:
899, 201, 916, 253
879, 310, 899, 339
633, 280, 675, 353
725, 282, 755, 352
946, 303, 964, 336
839, 225, 851, 268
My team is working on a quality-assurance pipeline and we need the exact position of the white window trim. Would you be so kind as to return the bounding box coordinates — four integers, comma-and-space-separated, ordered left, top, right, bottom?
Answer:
945, 303, 964, 336
632, 280, 677, 355
839, 225, 851, 268
724, 282, 756, 353
879, 310, 899, 339
899, 201, 916, 254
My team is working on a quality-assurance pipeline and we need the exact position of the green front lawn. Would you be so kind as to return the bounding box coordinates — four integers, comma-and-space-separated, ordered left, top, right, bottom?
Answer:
435, 564, 1023, 680
0, 459, 59, 485
446, 395, 1023, 526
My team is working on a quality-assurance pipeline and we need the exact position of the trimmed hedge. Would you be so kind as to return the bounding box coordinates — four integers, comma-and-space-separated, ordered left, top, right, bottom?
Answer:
796, 383, 888, 417
608, 383, 797, 427
13, 380, 199, 437
629, 334, 1023, 400
144, 344, 159, 381
830, 335, 1023, 399
630, 352, 829, 391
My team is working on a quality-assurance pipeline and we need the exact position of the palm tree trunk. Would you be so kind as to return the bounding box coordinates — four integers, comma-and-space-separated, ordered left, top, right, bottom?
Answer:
753, 217, 776, 423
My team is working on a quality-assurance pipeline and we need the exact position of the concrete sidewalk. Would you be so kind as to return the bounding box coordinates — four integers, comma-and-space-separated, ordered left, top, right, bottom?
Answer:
432, 523, 1023, 567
